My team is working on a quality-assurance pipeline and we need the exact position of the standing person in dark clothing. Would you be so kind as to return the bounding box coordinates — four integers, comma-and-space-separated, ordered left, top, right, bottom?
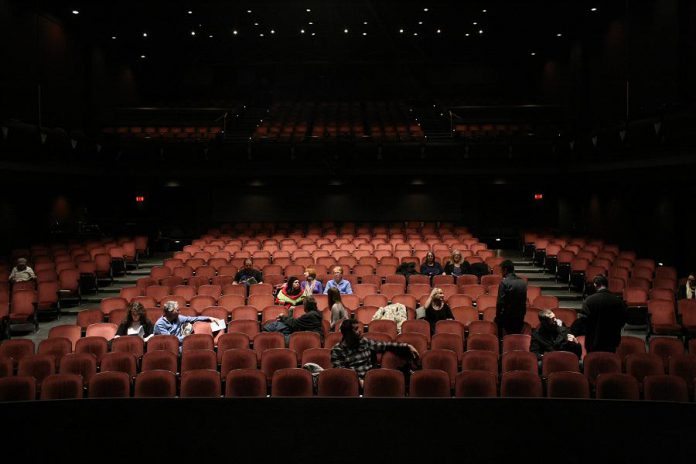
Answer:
423, 287, 454, 335
574, 275, 627, 353
530, 309, 582, 360
495, 260, 527, 337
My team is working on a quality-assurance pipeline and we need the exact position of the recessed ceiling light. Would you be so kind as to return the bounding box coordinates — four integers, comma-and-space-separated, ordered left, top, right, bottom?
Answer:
590, 7, 597, 11
209, 34, 213, 38
254, 22, 259, 26
482, 9, 487, 13
187, 10, 192, 14
530, 52, 536, 56
111, 36, 117, 40
306, 8, 311, 12
233, 30, 238, 35
495, 238, 501, 242
557, 33, 563, 37
478, 29, 483, 34
344, 28, 349, 33
362, 32, 367, 36
142, 32, 148, 37
423, 8, 429, 12
190, 31, 196, 36
418, 21, 423, 25
140, 55, 146, 59
247, 9, 252, 13
413, 32, 418, 36
473, 22, 477, 25
399, 28, 404, 33
465, 33, 470, 37
270, 29, 275, 34
308, 21, 314, 25
259, 33, 264, 37
311, 32, 316, 36
436, 29, 441, 33
72, 10, 79, 15
300, 29, 305, 34
363, 21, 368, 25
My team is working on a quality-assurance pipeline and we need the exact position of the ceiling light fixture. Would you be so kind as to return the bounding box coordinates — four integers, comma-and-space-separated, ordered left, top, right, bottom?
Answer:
300, 29, 305, 34
413, 32, 418, 36
306, 8, 311, 12
270, 29, 275, 34
530, 52, 536, 56
478, 29, 483, 34
423, 8, 429, 12
259, 33, 264, 37
140, 55, 146, 59
311, 32, 316, 36
188, 10, 192, 14
233, 30, 238, 35
436, 29, 441, 33
191, 31, 196, 36
72, 10, 79, 15
344, 28, 349, 33
362, 32, 367, 36
557, 33, 563, 37
247, 9, 252, 13
590, 7, 597, 11
482, 9, 487, 13
142, 32, 148, 37
399, 28, 404, 33
111, 36, 117, 40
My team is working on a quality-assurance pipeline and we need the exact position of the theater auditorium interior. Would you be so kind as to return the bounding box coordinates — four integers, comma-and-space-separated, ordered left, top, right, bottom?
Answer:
1, 0, 696, 460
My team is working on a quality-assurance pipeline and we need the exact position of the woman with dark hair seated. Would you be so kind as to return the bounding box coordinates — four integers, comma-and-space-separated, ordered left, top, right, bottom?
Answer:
115, 301, 155, 341
420, 251, 443, 277
275, 276, 305, 308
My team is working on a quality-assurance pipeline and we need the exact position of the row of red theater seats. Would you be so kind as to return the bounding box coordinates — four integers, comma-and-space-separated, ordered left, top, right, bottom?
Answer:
102, 127, 222, 140
453, 123, 532, 137
0, 369, 692, 401
2, 344, 695, 400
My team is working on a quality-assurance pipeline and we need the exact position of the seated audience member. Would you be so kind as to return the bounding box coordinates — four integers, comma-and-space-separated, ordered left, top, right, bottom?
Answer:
329, 319, 419, 386
420, 252, 443, 277
423, 287, 454, 335
275, 276, 305, 308
233, 258, 263, 285
264, 297, 323, 343
678, 273, 696, 300
530, 309, 582, 359
443, 250, 471, 277
328, 287, 349, 330
115, 302, 154, 341
153, 301, 224, 343
323, 266, 353, 295
301, 267, 323, 296
9, 258, 36, 283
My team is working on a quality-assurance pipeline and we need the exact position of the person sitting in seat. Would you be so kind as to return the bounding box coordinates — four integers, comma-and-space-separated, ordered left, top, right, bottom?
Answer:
443, 250, 471, 277
264, 296, 324, 343
678, 273, 696, 300
114, 302, 155, 341
301, 267, 323, 296
420, 252, 443, 277
423, 287, 454, 335
9, 258, 36, 283
153, 301, 224, 343
275, 276, 305, 308
233, 258, 263, 285
323, 266, 353, 295
530, 309, 582, 360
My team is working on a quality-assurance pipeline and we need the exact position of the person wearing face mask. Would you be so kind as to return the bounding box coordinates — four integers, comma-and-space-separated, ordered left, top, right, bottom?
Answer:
9, 258, 36, 284
678, 273, 696, 300
530, 309, 582, 360
275, 276, 305, 308
301, 267, 323, 296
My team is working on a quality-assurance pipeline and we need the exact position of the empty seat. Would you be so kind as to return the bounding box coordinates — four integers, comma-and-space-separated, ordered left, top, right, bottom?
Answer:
317, 368, 360, 397
88, 371, 131, 398
146, 335, 179, 355
502, 351, 538, 374
260, 349, 297, 382
141, 350, 178, 373
595, 373, 640, 400
37, 337, 72, 369
541, 351, 580, 377
180, 369, 221, 398
546, 371, 590, 399
134, 370, 177, 398
466, 333, 499, 354
271, 368, 314, 397
502, 334, 531, 353
643, 374, 688, 402
409, 369, 451, 397
625, 353, 664, 384
454, 371, 498, 398
648, 337, 684, 367
363, 369, 405, 397
0, 339, 35, 369
17, 354, 55, 389
0, 376, 36, 401
99, 351, 137, 378
181, 349, 217, 372
583, 352, 622, 387
421, 349, 458, 387
225, 369, 267, 397
500, 371, 542, 398
59, 352, 97, 386
40, 373, 83, 400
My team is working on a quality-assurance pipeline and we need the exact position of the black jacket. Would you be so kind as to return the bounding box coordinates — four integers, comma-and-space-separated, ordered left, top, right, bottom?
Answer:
576, 288, 627, 353
115, 319, 154, 337
279, 311, 323, 336
530, 323, 581, 360
443, 261, 471, 276
495, 273, 527, 334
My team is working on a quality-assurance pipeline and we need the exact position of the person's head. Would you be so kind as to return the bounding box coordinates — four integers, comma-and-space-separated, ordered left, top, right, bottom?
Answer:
593, 274, 608, 290
16, 258, 28, 270
431, 287, 445, 302
243, 258, 253, 269
163, 300, 180, 322
327, 287, 342, 306
304, 296, 319, 313
538, 309, 557, 329
450, 250, 462, 264
126, 302, 146, 324
286, 276, 301, 294
425, 252, 435, 264
332, 266, 344, 283
688, 274, 696, 289
304, 267, 317, 281
501, 260, 515, 277
339, 318, 361, 346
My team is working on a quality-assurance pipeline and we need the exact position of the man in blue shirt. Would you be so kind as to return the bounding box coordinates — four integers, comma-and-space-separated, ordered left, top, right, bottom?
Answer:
153, 301, 224, 343
323, 266, 353, 295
